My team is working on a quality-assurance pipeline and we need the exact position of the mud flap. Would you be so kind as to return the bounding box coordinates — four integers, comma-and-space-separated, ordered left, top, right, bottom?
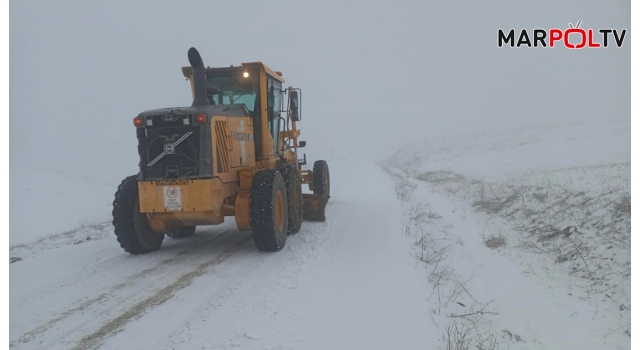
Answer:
302, 194, 330, 222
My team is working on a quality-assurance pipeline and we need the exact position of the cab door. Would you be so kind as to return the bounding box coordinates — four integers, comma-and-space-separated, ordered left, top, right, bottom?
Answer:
267, 77, 283, 156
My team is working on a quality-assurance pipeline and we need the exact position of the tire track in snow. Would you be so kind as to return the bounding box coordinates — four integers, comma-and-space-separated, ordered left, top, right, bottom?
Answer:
10, 229, 237, 349
71, 236, 252, 350
10, 293, 109, 348
100, 212, 338, 350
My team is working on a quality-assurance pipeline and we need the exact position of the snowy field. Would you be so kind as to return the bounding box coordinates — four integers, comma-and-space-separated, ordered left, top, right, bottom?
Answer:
9, 121, 630, 349
385, 120, 630, 349
10, 164, 115, 246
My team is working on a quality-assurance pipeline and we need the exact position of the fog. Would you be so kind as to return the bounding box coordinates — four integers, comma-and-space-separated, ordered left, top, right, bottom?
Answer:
10, 0, 630, 185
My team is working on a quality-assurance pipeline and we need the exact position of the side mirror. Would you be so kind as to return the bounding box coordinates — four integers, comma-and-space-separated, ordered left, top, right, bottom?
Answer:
298, 140, 306, 148
289, 90, 300, 122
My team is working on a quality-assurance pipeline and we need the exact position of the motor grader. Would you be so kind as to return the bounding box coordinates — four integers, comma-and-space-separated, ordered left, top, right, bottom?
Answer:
112, 47, 330, 254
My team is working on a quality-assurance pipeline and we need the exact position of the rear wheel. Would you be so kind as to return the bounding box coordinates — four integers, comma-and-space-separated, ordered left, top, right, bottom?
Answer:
250, 170, 289, 251
313, 160, 330, 196
166, 226, 196, 239
112, 175, 164, 254
278, 164, 303, 235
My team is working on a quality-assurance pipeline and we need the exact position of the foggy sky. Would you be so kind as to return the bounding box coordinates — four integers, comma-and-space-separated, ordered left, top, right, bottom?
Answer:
10, 0, 630, 185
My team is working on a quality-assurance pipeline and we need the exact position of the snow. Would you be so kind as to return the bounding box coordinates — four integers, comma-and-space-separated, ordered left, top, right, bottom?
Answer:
9, 161, 440, 350
388, 121, 629, 181
10, 163, 115, 246
385, 170, 629, 349
384, 120, 630, 349
9, 121, 630, 349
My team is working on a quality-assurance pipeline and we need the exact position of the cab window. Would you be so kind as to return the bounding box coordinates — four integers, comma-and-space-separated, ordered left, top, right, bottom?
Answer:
205, 68, 260, 112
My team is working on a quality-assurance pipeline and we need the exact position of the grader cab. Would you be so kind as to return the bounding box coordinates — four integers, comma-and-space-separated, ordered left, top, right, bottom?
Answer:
112, 47, 330, 254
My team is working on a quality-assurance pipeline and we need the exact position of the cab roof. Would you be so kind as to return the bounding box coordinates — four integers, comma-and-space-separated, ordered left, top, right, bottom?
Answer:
181, 62, 285, 83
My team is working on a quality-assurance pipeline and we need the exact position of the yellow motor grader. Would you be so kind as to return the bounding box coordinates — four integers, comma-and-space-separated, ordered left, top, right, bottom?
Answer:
112, 47, 330, 254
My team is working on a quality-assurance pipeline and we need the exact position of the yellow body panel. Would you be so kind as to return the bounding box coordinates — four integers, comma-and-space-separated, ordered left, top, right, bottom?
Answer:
211, 115, 256, 178
139, 178, 227, 232
139, 178, 224, 213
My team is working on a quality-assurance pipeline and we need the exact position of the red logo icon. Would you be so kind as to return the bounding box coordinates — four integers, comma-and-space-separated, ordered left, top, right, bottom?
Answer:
166, 187, 179, 198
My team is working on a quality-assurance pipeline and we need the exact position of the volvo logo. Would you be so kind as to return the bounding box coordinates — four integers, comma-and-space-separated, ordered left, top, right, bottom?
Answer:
147, 131, 193, 167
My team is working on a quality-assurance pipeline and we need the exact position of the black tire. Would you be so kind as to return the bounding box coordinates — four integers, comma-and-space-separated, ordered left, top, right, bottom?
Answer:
112, 175, 165, 254
278, 164, 303, 235
313, 160, 330, 196
166, 226, 196, 239
250, 169, 288, 251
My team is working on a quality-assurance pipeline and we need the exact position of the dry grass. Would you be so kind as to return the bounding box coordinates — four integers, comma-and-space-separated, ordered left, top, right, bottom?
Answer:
416, 170, 465, 184
443, 321, 504, 350
388, 174, 506, 349
392, 176, 417, 202
9, 220, 112, 262
386, 162, 631, 343
483, 234, 506, 249
464, 169, 630, 298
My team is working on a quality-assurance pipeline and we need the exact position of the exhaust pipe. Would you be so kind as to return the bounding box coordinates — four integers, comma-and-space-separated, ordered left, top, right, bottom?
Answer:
187, 47, 210, 107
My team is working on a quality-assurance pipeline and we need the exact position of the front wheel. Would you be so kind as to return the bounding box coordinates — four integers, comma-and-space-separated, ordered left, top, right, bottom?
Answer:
312, 160, 330, 196
112, 175, 164, 254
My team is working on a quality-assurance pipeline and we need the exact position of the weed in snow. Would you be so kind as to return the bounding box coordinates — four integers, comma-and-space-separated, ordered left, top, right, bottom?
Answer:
383, 166, 508, 349
483, 234, 506, 249
9, 220, 112, 261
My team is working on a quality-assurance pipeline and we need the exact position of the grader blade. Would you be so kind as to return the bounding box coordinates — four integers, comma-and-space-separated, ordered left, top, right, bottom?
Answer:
302, 194, 330, 222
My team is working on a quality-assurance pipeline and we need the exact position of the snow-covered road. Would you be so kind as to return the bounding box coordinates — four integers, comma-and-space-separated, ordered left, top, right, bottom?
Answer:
10, 125, 631, 350
10, 160, 433, 350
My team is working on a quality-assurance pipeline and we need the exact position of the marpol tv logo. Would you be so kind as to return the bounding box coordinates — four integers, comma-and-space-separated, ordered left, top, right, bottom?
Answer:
498, 21, 627, 49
